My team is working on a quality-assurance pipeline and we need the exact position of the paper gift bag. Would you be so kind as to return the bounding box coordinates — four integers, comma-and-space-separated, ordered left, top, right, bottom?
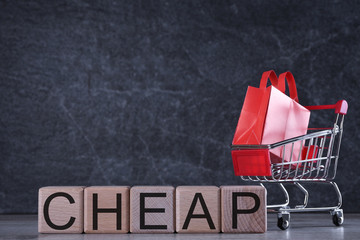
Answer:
232, 71, 310, 165
232, 70, 281, 145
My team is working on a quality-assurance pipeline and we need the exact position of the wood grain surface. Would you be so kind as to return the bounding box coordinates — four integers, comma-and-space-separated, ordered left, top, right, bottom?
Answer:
221, 185, 266, 233
84, 186, 130, 233
130, 186, 175, 233
38, 186, 84, 233
176, 186, 220, 233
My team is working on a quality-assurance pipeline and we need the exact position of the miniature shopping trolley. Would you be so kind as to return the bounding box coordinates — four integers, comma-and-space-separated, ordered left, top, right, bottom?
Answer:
231, 100, 348, 230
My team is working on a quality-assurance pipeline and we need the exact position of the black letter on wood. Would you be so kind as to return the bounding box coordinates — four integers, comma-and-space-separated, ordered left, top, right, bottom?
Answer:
182, 193, 215, 230
44, 192, 76, 230
232, 192, 260, 228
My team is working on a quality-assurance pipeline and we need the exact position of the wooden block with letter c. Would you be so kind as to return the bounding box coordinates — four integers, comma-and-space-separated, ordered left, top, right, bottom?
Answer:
38, 186, 84, 233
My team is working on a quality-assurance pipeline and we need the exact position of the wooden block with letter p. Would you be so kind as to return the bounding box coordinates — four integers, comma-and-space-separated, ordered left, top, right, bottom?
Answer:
38, 186, 84, 233
176, 186, 220, 233
221, 185, 267, 233
130, 186, 175, 233
84, 186, 130, 233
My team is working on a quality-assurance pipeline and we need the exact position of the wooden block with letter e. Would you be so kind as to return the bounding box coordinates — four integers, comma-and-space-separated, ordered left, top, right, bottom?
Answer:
84, 186, 130, 233
176, 186, 220, 233
130, 186, 175, 233
38, 186, 84, 233
221, 185, 267, 233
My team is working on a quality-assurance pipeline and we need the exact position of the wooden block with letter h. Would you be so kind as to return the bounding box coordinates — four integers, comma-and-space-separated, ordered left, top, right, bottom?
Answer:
130, 186, 175, 233
221, 185, 267, 233
176, 186, 220, 233
38, 186, 84, 233
84, 186, 130, 233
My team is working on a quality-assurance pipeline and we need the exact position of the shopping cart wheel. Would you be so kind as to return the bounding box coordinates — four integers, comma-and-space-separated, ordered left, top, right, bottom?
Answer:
332, 209, 344, 226
277, 213, 290, 230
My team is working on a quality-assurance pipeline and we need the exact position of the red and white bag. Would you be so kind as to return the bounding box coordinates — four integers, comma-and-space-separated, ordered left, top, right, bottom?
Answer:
232, 71, 310, 167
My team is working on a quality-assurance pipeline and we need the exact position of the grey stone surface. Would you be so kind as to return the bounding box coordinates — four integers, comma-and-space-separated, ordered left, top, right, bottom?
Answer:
1, 214, 360, 239
0, 0, 359, 213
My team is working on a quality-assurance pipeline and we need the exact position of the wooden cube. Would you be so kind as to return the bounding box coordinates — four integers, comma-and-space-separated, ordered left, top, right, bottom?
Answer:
38, 186, 84, 233
84, 186, 130, 233
130, 186, 175, 233
221, 185, 267, 233
176, 186, 220, 233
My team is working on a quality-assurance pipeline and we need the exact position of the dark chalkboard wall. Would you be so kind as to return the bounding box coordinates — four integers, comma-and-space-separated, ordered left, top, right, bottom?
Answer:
1, 0, 359, 213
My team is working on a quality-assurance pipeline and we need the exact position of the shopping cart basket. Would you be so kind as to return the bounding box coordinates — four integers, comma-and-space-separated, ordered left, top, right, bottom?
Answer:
231, 100, 348, 230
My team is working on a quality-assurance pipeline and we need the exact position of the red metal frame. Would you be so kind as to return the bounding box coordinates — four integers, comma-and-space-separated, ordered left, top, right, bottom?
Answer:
305, 100, 348, 115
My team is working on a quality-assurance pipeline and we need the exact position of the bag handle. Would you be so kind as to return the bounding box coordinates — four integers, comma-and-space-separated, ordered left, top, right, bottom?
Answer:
259, 70, 279, 89
278, 71, 299, 102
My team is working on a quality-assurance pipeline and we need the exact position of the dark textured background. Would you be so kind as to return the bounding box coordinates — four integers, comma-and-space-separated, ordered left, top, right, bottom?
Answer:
1, 0, 359, 214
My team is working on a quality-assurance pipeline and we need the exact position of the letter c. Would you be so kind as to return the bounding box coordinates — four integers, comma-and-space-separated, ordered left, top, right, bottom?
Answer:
43, 192, 76, 230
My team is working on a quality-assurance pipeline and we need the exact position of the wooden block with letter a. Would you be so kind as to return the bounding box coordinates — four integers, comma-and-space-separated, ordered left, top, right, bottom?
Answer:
38, 186, 84, 233
221, 185, 267, 233
130, 186, 175, 233
176, 186, 220, 233
84, 186, 130, 233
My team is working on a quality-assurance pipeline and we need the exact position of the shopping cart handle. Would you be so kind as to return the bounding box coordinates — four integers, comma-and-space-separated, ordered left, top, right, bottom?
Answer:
305, 100, 348, 115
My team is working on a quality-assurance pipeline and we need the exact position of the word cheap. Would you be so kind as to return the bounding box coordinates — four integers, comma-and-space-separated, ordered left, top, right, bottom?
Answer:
38, 185, 266, 234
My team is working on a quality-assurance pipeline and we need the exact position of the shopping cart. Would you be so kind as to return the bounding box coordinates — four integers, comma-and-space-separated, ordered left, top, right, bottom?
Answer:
231, 100, 348, 230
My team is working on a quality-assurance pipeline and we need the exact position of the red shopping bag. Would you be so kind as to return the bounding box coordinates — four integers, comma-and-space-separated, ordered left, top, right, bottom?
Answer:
273, 72, 311, 165
232, 70, 281, 145
232, 71, 310, 167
